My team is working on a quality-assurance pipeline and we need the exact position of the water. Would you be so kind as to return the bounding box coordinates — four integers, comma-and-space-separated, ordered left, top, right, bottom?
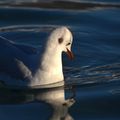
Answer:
0, 0, 120, 120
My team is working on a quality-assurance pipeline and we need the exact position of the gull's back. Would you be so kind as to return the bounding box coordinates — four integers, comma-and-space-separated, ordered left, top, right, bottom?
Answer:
0, 36, 38, 79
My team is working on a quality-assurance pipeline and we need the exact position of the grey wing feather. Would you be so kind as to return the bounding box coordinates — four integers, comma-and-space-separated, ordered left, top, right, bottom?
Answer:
0, 36, 36, 79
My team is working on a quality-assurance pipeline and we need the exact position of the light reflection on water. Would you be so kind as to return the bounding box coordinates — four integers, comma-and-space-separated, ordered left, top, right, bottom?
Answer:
0, 0, 120, 10
0, 86, 75, 120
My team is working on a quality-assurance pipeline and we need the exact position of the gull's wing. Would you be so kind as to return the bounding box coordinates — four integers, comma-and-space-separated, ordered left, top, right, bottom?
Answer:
0, 36, 34, 79
13, 44, 38, 55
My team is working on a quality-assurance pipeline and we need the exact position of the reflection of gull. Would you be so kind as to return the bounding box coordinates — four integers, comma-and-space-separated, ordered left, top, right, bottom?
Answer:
0, 86, 75, 120
0, 27, 73, 87
36, 87, 75, 120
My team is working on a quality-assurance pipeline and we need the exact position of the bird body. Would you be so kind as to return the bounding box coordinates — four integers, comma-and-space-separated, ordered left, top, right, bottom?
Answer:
0, 27, 73, 87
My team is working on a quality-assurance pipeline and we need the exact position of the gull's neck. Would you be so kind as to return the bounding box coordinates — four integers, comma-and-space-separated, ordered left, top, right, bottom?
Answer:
33, 42, 64, 85
41, 45, 63, 73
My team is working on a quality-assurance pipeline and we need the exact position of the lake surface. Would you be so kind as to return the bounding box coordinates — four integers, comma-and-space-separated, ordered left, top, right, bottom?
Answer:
0, 0, 120, 120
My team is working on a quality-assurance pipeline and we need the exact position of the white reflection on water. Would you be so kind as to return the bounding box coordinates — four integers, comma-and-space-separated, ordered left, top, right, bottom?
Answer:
0, 86, 75, 120
35, 87, 75, 120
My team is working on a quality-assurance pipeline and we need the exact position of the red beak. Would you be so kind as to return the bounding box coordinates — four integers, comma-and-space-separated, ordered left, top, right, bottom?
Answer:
66, 48, 74, 60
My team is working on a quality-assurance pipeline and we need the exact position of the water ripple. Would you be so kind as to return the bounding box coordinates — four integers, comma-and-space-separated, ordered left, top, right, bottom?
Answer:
65, 63, 120, 86
0, 25, 58, 32
0, 1, 120, 10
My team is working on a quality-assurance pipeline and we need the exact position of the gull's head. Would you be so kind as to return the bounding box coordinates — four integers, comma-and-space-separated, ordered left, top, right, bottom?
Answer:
47, 27, 74, 59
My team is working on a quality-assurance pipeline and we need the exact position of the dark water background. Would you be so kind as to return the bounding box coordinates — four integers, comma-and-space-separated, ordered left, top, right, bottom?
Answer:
0, 0, 120, 120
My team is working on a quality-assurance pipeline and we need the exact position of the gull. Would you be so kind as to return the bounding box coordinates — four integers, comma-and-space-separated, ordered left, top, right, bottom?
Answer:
0, 27, 73, 88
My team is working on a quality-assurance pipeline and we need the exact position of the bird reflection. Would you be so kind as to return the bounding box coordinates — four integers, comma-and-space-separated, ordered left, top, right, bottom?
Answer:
0, 85, 75, 120
35, 87, 75, 120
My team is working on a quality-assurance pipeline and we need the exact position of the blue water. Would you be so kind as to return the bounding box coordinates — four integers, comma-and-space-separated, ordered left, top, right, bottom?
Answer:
0, 0, 120, 120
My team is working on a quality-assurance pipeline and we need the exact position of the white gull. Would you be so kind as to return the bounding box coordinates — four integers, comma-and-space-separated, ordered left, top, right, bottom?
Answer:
0, 27, 73, 88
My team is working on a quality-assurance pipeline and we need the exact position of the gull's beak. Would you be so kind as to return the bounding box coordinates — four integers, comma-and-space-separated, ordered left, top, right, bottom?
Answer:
66, 48, 74, 60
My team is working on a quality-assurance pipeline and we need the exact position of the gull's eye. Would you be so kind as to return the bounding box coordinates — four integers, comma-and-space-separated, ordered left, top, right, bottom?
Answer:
58, 37, 63, 44
66, 42, 71, 46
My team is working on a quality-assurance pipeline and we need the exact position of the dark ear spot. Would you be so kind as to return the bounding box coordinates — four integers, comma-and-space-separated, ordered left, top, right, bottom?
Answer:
66, 42, 71, 46
58, 37, 63, 44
